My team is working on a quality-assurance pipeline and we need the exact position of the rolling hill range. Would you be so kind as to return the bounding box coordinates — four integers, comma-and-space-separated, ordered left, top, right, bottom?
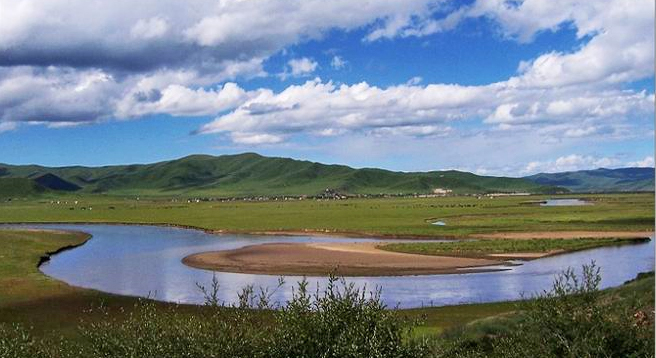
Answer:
0, 153, 563, 198
524, 167, 655, 193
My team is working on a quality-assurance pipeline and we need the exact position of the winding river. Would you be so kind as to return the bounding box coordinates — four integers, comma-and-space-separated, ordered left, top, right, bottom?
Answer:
10, 224, 655, 308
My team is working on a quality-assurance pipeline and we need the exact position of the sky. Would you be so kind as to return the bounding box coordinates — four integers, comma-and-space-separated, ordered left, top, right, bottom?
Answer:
0, 0, 653, 176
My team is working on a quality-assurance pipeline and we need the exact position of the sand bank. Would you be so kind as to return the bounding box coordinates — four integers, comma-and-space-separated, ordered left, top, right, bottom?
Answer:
182, 242, 507, 276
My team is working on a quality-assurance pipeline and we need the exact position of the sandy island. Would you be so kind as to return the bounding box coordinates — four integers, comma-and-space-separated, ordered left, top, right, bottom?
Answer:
182, 230, 654, 276
183, 242, 513, 276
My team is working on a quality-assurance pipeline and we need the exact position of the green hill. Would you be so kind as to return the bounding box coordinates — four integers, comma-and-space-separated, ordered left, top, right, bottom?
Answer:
525, 167, 654, 193
0, 153, 563, 197
33, 173, 81, 191
0, 178, 48, 199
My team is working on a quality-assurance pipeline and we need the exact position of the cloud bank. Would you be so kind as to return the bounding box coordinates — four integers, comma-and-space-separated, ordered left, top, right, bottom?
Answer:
0, 0, 652, 173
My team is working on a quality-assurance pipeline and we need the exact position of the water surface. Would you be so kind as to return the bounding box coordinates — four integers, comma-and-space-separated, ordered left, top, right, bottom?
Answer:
541, 198, 590, 206
9, 224, 653, 308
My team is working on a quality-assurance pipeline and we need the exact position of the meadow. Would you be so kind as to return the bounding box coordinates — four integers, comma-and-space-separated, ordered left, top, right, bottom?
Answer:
380, 237, 648, 258
0, 193, 653, 238
0, 229, 176, 337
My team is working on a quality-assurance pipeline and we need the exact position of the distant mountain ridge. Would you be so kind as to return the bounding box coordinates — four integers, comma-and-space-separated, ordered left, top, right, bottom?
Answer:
0, 153, 562, 197
524, 167, 655, 193
0, 153, 652, 198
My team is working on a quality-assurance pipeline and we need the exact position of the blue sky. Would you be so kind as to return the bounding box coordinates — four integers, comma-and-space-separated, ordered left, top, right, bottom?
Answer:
0, 0, 653, 175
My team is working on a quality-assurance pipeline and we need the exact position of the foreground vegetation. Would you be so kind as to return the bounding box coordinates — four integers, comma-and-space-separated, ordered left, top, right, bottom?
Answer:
429, 267, 654, 357
0, 229, 515, 337
0, 193, 653, 238
380, 237, 648, 258
0, 264, 652, 358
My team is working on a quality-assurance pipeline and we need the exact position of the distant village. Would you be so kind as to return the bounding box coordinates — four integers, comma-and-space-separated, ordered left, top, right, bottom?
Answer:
176, 187, 535, 204
5, 186, 542, 206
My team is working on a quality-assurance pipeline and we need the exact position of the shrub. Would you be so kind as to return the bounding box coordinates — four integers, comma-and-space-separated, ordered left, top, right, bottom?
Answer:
433, 262, 655, 358
267, 276, 426, 358
0, 276, 427, 358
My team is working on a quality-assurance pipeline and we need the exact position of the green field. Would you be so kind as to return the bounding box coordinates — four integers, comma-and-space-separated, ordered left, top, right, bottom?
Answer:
380, 237, 647, 258
1, 192, 652, 238
0, 229, 90, 304
0, 230, 141, 337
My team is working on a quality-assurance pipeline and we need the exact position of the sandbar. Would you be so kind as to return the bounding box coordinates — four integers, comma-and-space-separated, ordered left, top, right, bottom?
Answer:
182, 242, 505, 276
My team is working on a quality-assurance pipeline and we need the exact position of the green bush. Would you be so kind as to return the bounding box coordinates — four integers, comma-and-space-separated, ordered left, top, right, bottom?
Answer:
433, 262, 654, 358
0, 276, 427, 358
268, 277, 425, 358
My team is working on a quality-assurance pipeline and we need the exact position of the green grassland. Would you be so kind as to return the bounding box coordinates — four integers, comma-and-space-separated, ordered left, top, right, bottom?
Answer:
0, 193, 652, 238
0, 229, 143, 337
0, 178, 49, 198
380, 238, 647, 258
0, 229, 90, 304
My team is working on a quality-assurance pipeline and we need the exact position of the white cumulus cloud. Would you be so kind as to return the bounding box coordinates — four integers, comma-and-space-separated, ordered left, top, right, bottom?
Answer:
330, 56, 347, 70
522, 154, 622, 174
280, 58, 318, 80
627, 156, 655, 168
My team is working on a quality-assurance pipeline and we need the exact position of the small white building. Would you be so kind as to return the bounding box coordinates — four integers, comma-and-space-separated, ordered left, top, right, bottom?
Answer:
432, 188, 453, 195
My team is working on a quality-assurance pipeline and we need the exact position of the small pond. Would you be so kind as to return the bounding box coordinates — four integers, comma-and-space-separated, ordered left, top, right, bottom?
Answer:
540, 198, 590, 206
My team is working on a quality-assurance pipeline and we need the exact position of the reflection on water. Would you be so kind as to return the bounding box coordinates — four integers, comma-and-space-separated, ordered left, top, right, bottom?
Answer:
9, 224, 653, 308
540, 198, 589, 206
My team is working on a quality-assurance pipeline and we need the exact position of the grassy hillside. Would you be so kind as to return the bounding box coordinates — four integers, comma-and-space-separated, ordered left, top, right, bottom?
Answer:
0, 178, 48, 199
525, 167, 654, 192
0, 153, 560, 197
33, 173, 81, 191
